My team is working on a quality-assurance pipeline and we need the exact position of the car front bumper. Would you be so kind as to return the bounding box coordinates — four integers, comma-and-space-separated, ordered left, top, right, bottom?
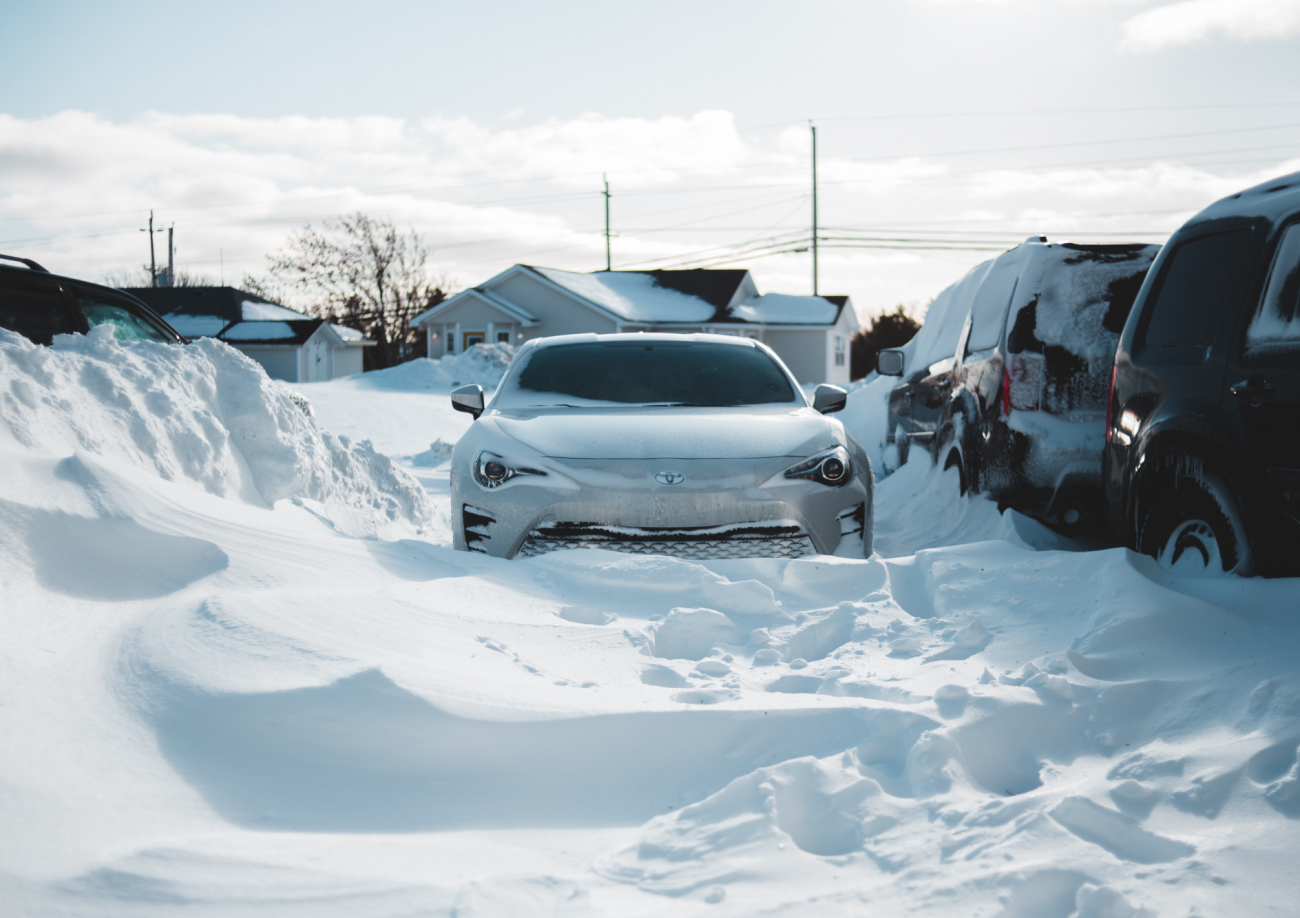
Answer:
451, 455, 873, 560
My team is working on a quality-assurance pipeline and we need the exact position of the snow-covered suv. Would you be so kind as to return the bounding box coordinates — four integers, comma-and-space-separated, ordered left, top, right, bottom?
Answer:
0, 255, 184, 346
1104, 173, 1300, 577
879, 238, 1159, 533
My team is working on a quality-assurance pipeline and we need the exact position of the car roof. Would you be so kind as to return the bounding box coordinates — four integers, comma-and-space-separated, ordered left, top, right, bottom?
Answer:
525, 332, 761, 349
0, 261, 157, 311
1191, 171, 1300, 228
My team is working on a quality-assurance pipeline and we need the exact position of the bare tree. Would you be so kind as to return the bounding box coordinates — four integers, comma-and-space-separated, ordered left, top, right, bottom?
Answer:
267, 213, 452, 368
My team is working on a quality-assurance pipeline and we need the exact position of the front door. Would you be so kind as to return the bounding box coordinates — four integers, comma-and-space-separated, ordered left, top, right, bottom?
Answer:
1224, 219, 1300, 543
463, 332, 485, 350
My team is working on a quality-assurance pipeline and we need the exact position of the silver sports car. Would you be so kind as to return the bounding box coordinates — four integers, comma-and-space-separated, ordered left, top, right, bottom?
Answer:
448, 333, 874, 560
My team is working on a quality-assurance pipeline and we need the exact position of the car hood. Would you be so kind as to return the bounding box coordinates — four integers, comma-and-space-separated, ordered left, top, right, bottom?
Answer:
487, 407, 840, 460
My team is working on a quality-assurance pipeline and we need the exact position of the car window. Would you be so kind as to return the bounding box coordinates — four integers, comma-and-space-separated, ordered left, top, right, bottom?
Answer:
1245, 221, 1300, 352
77, 293, 173, 343
0, 274, 76, 345
1141, 228, 1251, 348
496, 341, 799, 408
967, 259, 1018, 354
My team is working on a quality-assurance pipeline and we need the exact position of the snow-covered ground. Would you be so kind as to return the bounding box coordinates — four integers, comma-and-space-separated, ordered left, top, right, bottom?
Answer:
3, 334, 1299, 917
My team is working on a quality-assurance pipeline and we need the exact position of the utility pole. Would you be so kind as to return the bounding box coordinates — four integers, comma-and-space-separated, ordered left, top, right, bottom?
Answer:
810, 122, 819, 296
140, 210, 162, 287
603, 174, 612, 271
165, 224, 175, 287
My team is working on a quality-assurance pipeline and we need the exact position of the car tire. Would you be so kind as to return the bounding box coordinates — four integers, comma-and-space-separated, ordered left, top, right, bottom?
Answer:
1134, 456, 1255, 576
944, 447, 967, 496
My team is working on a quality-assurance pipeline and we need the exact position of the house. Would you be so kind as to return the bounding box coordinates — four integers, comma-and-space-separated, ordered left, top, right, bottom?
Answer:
125, 286, 374, 382
410, 266, 859, 385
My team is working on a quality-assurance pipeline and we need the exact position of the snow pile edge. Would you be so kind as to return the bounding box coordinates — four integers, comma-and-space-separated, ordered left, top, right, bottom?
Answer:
0, 327, 430, 537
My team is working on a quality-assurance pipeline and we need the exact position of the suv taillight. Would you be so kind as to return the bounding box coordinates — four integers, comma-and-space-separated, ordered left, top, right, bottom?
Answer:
1105, 365, 1117, 444
1001, 366, 1012, 419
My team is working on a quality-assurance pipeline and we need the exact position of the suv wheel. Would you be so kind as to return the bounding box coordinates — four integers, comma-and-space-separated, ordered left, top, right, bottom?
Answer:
1135, 457, 1255, 576
944, 447, 967, 496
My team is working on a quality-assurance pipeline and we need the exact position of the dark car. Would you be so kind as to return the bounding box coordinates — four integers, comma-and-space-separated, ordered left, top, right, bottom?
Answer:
0, 255, 185, 346
1104, 173, 1300, 577
879, 238, 1159, 533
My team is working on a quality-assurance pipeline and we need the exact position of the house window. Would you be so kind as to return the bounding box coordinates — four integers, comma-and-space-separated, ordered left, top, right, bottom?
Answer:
834, 335, 846, 367
497, 330, 511, 343
464, 332, 485, 350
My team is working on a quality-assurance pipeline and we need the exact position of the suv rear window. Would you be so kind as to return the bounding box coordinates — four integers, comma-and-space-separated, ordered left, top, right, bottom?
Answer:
1246, 222, 1300, 350
1142, 228, 1252, 348
497, 341, 798, 408
0, 275, 76, 345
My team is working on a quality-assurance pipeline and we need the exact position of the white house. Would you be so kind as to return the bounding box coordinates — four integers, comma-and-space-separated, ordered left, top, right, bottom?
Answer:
127, 286, 374, 382
410, 266, 859, 385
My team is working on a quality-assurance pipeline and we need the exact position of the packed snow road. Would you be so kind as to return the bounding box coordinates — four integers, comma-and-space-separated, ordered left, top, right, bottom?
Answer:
2, 333, 1298, 917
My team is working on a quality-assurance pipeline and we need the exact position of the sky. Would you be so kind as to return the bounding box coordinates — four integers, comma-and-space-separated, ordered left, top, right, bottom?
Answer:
3, 0, 1300, 319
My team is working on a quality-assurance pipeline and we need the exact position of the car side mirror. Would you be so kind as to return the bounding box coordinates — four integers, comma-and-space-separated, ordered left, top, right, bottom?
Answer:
812, 384, 847, 415
451, 384, 485, 419
877, 350, 905, 377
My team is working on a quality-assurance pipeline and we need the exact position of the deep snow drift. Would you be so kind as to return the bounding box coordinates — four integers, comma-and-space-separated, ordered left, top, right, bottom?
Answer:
2, 335, 1299, 918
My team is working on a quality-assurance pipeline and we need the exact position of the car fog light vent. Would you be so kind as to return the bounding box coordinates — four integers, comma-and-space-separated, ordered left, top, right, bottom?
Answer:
462, 505, 496, 553
836, 503, 865, 536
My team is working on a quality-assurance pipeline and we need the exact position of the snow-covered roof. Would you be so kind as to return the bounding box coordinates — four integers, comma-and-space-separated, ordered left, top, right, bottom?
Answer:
531, 268, 716, 324
221, 321, 298, 341
731, 293, 841, 325
412, 265, 849, 329
241, 299, 311, 321
165, 314, 228, 339
217, 319, 342, 346
331, 323, 368, 343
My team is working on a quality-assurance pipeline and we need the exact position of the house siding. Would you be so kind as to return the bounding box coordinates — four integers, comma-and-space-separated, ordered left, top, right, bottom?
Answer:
428, 297, 520, 327
334, 346, 365, 378
235, 345, 302, 382
763, 330, 827, 384
491, 273, 618, 338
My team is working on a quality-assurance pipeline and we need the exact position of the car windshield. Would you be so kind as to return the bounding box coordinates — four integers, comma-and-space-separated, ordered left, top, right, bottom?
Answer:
494, 341, 800, 408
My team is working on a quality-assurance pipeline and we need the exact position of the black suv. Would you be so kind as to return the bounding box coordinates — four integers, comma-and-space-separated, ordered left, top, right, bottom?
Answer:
1104, 173, 1300, 576
0, 255, 184, 346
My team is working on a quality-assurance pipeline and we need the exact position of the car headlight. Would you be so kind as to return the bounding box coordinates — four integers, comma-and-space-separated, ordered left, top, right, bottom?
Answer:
473, 450, 548, 489
782, 446, 853, 487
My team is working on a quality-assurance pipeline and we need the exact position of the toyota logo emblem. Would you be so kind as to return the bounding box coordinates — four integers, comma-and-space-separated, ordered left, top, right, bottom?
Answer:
655, 470, 686, 486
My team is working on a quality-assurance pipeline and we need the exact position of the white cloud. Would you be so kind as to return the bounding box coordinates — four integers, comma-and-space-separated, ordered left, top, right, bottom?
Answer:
1120, 0, 1300, 50
0, 110, 1294, 319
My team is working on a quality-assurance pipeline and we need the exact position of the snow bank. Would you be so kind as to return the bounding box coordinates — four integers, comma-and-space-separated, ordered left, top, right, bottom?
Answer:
0, 326, 430, 537
354, 342, 516, 392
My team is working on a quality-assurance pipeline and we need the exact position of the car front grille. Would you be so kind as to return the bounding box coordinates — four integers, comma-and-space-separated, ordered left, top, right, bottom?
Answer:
517, 520, 816, 560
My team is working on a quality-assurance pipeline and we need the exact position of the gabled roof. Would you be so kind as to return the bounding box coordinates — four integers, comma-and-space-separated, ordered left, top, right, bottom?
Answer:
644, 269, 751, 310
411, 284, 540, 327
411, 264, 852, 329
220, 318, 341, 346
731, 293, 845, 326
528, 267, 716, 324
123, 285, 375, 345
